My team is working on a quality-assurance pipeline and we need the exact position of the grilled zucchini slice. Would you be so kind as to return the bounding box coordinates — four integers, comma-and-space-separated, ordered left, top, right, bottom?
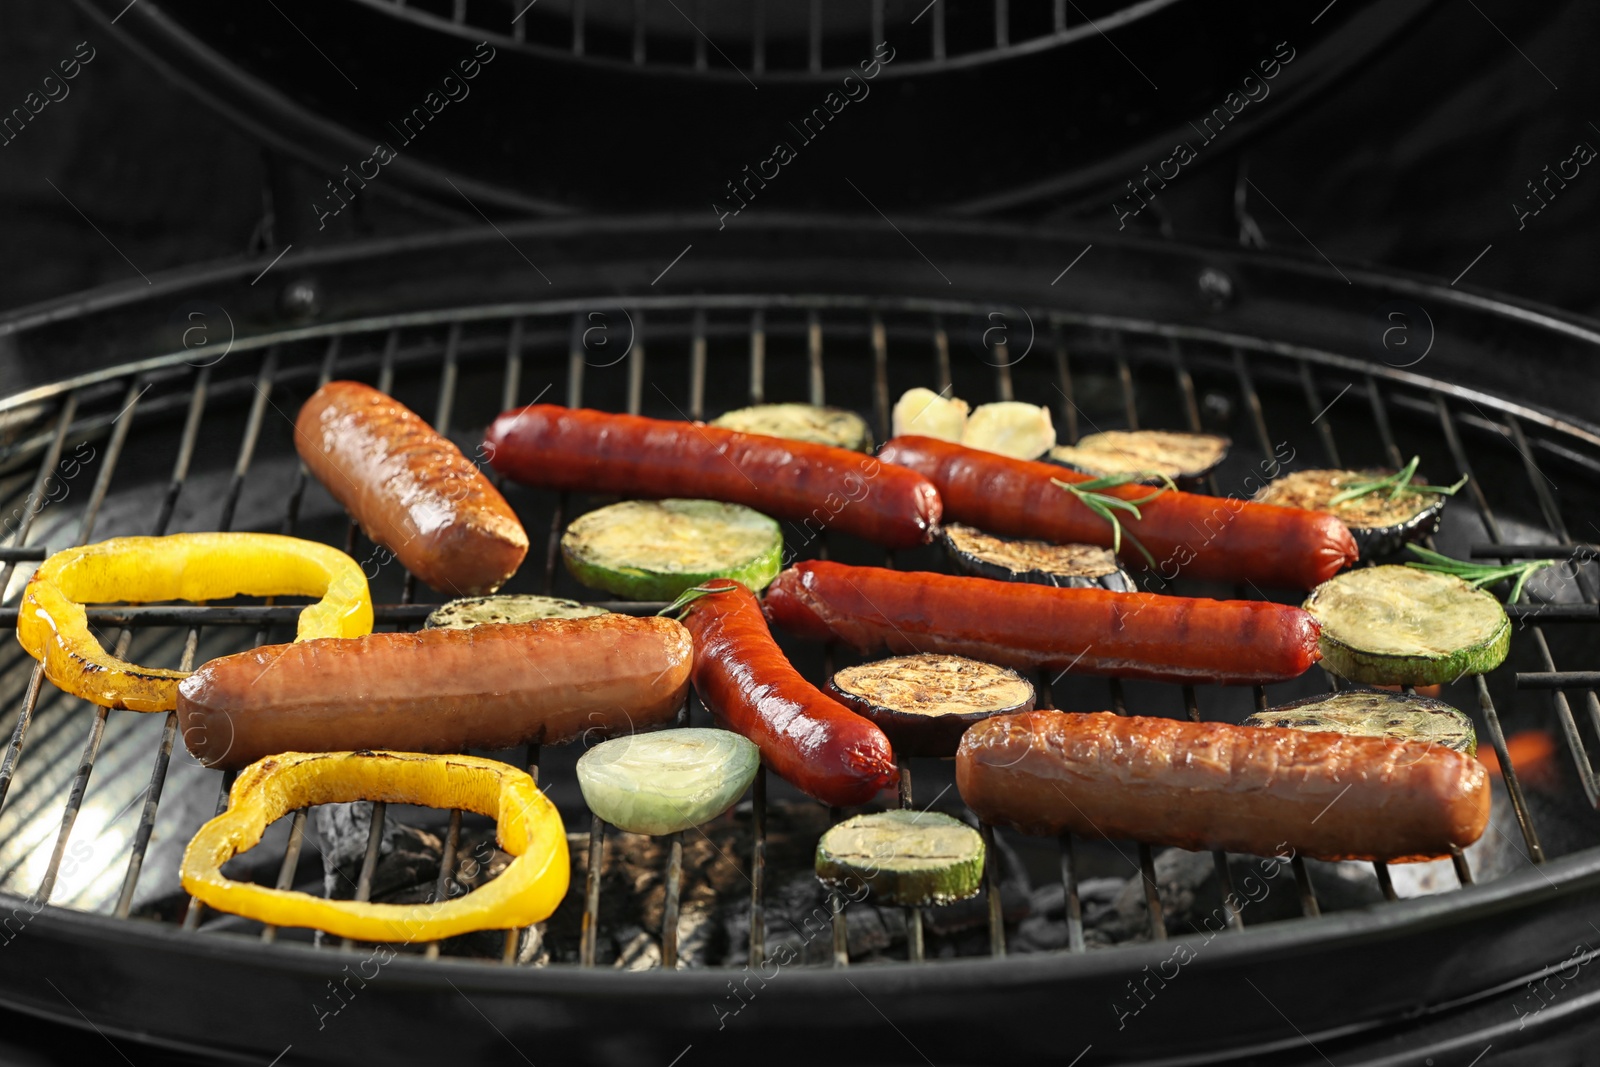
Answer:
892, 387, 969, 441
577, 728, 760, 836
941, 523, 1135, 591
425, 594, 609, 629
961, 401, 1056, 460
1047, 430, 1230, 482
1247, 689, 1477, 756
815, 810, 985, 907
710, 403, 873, 452
562, 499, 783, 601
1303, 566, 1510, 686
827, 653, 1036, 757
1254, 468, 1446, 559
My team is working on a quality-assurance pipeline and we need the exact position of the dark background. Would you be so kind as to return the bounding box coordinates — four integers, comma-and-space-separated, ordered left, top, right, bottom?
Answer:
0, 0, 1596, 318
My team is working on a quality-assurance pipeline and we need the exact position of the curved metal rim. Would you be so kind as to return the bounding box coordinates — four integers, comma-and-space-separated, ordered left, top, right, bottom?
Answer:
6, 844, 1599, 998
3, 213, 1598, 440
336, 0, 1187, 81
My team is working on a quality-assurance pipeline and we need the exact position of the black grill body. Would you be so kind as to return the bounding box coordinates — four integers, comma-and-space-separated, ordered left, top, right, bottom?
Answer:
1, 219, 1599, 1064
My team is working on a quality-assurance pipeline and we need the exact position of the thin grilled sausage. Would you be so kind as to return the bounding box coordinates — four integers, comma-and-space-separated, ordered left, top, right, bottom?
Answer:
177, 616, 691, 769
957, 711, 1490, 862
878, 436, 1357, 589
764, 561, 1320, 686
296, 381, 528, 595
485, 405, 941, 549
680, 580, 898, 806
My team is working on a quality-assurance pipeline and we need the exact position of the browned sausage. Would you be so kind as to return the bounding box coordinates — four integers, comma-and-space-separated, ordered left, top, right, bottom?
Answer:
484, 405, 941, 549
765, 561, 1321, 686
680, 579, 898, 806
177, 616, 691, 769
296, 381, 528, 595
879, 436, 1357, 590
956, 710, 1490, 862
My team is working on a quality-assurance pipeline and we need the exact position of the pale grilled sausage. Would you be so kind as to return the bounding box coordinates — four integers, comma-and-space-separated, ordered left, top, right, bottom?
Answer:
956, 710, 1490, 862
177, 616, 691, 769
296, 380, 528, 595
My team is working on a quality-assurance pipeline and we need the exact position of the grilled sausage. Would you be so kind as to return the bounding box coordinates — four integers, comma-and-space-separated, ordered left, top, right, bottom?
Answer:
957, 711, 1491, 862
679, 580, 899, 806
878, 435, 1357, 589
485, 405, 941, 549
296, 381, 528, 595
764, 561, 1320, 686
177, 616, 691, 769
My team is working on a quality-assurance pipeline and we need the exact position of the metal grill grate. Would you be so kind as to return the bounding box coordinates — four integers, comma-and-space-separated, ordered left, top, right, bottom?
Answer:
1, 293, 1598, 981
342, 0, 1179, 76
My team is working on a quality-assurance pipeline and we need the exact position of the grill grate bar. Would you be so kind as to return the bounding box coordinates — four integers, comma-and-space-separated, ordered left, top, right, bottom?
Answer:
1230, 349, 1275, 460
690, 310, 708, 420
0, 391, 78, 596
29, 376, 157, 905
1433, 397, 1547, 860
808, 311, 825, 406
112, 631, 195, 918
870, 314, 890, 444
749, 310, 766, 404
340, 801, 389, 950
260, 810, 309, 944
748, 763, 766, 965
1054, 325, 1077, 444
932, 316, 952, 395
580, 816, 605, 967
1184, 685, 1242, 931
1299, 360, 1342, 467
981, 822, 1005, 957
419, 809, 464, 959
1364, 373, 1405, 469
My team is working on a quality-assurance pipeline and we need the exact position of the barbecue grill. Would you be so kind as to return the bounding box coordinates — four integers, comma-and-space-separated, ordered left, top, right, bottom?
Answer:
1, 217, 1599, 1064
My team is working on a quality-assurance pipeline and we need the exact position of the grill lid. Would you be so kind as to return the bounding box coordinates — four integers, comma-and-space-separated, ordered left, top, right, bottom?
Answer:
72, 0, 1436, 217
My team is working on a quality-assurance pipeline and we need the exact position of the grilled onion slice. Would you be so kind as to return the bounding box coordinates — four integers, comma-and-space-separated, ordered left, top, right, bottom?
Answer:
1047, 430, 1230, 482
892, 387, 969, 441
941, 523, 1135, 591
827, 653, 1035, 757
425, 594, 609, 629
815, 810, 985, 907
1303, 566, 1510, 686
577, 728, 760, 836
961, 401, 1056, 460
1255, 468, 1445, 559
1247, 689, 1477, 756
562, 499, 783, 600
710, 403, 873, 452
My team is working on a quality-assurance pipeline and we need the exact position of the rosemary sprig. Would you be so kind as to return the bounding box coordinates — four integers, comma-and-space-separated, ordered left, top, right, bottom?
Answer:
1051, 472, 1175, 568
1327, 456, 1469, 506
657, 582, 736, 618
1404, 544, 1557, 603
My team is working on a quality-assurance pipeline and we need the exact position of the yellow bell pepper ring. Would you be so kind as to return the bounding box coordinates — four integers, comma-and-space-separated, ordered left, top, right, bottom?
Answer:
15, 532, 373, 713
181, 751, 570, 942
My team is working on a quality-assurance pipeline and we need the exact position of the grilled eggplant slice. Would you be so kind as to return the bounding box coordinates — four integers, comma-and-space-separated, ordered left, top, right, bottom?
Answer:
941, 523, 1135, 591
1047, 430, 1230, 483
892, 387, 969, 441
815, 809, 985, 907
827, 653, 1035, 757
425, 594, 609, 629
710, 403, 873, 452
961, 401, 1056, 460
577, 728, 760, 836
1247, 689, 1477, 756
1303, 566, 1510, 686
1255, 468, 1445, 559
